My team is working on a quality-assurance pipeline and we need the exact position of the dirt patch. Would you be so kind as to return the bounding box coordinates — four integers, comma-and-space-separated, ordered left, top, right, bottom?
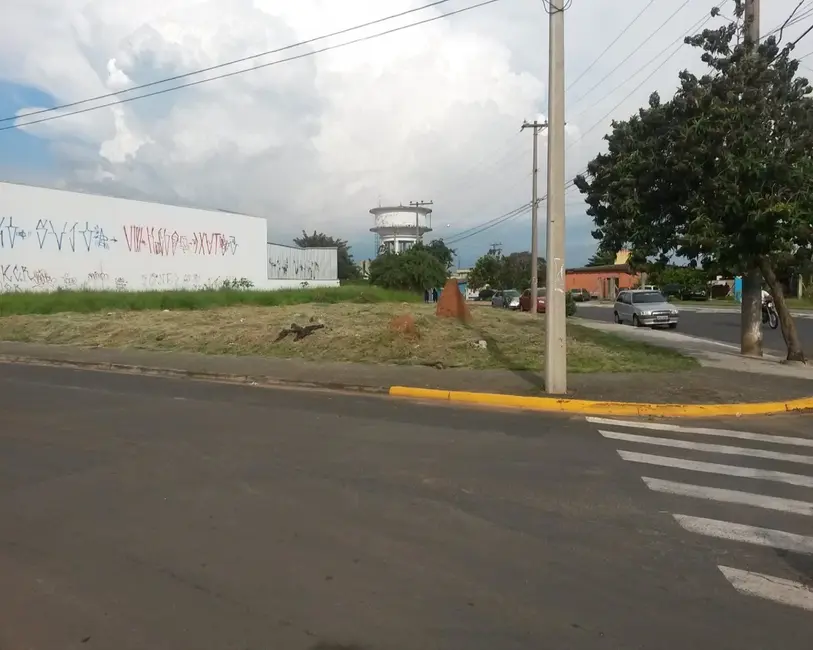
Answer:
0, 303, 696, 372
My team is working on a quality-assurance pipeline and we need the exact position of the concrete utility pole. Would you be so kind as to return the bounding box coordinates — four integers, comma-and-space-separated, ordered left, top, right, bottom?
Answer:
488, 242, 503, 257
544, 0, 567, 394
409, 200, 433, 245
741, 0, 763, 357
521, 120, 547, 314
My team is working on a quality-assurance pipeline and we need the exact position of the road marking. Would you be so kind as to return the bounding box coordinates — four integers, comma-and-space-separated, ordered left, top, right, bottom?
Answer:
588, 417, 813, 448
642, 477, 813, 516
602, 430, 813, 465
618, 451, 813, 488
674, 515, 813, 554
718, 566, 813, 612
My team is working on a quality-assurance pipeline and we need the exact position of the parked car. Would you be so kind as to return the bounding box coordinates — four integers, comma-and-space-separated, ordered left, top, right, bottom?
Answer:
520, 288, 546, 313
569, 288, 591, 302
614, 289, 679, 328
680, 285, 709, 301
491, 289, 521, 310
660, 283, 683, 300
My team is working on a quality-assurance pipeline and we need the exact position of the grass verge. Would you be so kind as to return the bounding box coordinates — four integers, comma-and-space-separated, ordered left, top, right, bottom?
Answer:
0, 285, 420, 316
0, 303, 697, 372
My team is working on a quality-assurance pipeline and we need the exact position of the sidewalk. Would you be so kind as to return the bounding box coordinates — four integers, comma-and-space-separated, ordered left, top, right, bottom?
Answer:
1, 340, 812, 405
570, 317, 813, 381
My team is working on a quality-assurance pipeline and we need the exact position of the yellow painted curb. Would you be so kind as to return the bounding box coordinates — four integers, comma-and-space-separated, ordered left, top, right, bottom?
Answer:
388, 386, 813, 417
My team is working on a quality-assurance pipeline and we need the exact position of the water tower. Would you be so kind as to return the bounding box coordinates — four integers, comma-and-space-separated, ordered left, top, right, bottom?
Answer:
370, 204, 433, 255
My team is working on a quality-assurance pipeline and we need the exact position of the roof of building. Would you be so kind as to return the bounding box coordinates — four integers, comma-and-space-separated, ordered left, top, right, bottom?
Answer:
566, 264, 635, 274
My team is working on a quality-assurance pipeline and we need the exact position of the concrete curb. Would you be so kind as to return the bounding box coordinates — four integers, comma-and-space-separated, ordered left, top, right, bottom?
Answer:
0, 354, 390, 396
4, 352, 812, 417
388, 386, 813, 417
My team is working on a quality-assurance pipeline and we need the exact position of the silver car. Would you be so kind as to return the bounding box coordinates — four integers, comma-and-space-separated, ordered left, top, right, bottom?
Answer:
614, 289, 679, 329
491, 289, 521, 310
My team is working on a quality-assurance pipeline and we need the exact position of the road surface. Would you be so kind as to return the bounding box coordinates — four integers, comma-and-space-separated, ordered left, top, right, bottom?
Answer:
1, 363, 811, 649
577, 304, 813, 356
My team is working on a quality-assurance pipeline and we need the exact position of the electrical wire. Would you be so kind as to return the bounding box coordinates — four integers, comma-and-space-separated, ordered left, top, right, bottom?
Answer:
541, 0, 574, 14
763, 0, 813, 42
566, 0, 698, 111
1, 0, 463, 125
444, 176, 582, 245
566, 0, 659, 93
567, 3, 723, 135
1, 0, 503, 132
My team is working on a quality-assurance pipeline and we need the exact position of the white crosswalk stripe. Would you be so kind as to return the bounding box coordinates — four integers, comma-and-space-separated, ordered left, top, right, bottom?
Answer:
587, 416, 813, 613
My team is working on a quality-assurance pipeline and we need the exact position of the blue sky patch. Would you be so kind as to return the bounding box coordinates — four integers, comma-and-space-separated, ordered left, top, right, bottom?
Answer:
0, 80, 56, 176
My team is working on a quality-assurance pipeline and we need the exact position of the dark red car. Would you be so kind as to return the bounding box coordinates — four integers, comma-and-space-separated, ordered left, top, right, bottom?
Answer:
519, 288, 546, 313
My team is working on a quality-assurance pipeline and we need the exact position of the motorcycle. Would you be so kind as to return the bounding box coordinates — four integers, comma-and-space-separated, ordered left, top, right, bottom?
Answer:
762, 299, 779, 330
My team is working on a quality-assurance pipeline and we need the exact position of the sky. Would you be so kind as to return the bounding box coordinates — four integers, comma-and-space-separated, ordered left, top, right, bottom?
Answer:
1, 0, 812, 268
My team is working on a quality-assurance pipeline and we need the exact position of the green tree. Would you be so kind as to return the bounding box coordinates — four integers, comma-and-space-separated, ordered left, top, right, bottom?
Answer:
574, 1, 813, 362
293, 231, 361, 281
585, 248, 616, 267
368, 248, 447, 293
468, 254, 503, 289
648, 265, 710, 288
498, 251, 546, 291
415, 239, 456, 270
467, 251, 547, 290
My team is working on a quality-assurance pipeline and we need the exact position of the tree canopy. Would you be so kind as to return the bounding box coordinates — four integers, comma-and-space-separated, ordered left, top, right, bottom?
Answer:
574, 1, 813, 361
293, 231, 361, 281
585, 248, 616, 267
413, 239, 456, 270
468, 251, 546, 291
367, 247, 448, 293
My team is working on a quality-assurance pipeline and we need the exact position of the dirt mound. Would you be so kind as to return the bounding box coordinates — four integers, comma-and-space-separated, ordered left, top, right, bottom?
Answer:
389, 314, 419, 338
435, 278, 471, 322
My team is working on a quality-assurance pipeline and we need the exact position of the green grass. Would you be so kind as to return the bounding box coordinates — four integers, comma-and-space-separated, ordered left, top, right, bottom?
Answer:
0, 285, 421, 316
566, 323, 699, 372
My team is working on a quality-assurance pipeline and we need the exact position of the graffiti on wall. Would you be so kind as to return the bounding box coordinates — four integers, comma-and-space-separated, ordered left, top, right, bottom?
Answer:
0, 216, 116, 252
0, 217, 239, 258
122, 226, 238, 256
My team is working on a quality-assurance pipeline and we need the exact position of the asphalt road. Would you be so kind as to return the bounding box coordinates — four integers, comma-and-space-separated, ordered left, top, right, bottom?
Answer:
1, 363, 812, 649
577, 304, 813, 355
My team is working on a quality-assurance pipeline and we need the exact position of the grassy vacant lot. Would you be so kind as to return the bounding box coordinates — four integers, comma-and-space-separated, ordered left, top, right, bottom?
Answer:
0, 302, 696, 373
0, 286, 419, 316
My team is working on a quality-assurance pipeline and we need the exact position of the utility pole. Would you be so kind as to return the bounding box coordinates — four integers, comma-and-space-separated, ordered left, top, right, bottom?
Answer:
522, 120, 547, 315
409, 200, 433, 246
488, 242, 503, 257
741, 0, 763, 357
544, 0, 567, 394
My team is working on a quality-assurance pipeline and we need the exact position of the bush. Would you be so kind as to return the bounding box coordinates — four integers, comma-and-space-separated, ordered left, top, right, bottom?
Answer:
368, 248, 447, 293
566, 291, 577, 317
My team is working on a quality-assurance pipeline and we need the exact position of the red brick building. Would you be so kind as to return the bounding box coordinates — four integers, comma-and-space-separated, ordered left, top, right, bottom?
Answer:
565, 263, 641, 300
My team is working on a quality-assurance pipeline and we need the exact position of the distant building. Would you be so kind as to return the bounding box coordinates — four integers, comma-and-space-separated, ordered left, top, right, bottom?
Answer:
370, 205, 432, 254
566, 262, 640, 299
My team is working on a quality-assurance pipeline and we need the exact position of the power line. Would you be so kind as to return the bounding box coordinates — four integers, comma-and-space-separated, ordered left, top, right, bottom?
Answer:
763, 0, 813, 41
1, 0, 461, 125
1, 0, 503, 133
566, 0, 659, 93
567, 0, 699, 111
444, 203, 532, 244
567, 3, 723, 141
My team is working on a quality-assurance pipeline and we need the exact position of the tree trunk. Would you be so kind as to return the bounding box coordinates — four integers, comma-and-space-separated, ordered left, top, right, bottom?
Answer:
740, 266, 763, 357
759, 258, 806, 363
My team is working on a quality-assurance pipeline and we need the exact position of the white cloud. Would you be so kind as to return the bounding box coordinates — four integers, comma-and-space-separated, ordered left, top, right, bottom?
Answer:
0, 0, 810, 262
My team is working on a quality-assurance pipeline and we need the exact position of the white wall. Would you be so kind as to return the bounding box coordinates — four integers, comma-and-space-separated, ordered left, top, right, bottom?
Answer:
267, 243, 339, 288
0, 181, 268, 292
